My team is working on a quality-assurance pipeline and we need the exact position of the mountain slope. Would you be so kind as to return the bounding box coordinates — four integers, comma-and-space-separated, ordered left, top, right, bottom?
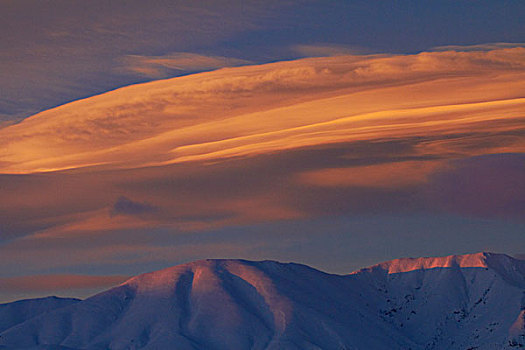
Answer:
0, 253, 524, 349
0, 296, 79, 333
351, 252, 525, 349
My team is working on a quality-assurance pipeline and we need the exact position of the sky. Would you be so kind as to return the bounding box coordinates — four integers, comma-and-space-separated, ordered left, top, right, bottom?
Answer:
0, 0, 524, 303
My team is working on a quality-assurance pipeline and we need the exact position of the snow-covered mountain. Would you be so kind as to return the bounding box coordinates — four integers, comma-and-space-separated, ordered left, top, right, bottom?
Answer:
0, 252, 524, 349
0, 296, 80, 334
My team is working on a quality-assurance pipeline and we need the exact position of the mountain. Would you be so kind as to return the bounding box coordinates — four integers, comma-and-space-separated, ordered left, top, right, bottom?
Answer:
0, 252, 524, 349
0, 296, 80, 334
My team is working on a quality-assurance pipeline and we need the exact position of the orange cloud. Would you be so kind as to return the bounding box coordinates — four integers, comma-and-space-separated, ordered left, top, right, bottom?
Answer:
298, 160, 446, 188
119, 52, 251, 78
0, 47, 524, 278
1, 47, 524, 174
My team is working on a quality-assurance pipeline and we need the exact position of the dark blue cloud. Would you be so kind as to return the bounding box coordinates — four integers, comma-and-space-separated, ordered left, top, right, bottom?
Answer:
111, 196, 157, 216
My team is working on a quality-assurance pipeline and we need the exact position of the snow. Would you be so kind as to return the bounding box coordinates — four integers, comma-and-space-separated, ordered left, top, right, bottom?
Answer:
0, 296, 79, 333
0, 253, 523, 349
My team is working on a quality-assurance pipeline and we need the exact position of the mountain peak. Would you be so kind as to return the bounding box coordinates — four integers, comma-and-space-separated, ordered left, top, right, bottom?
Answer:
119, 258, 311, 294
354, 252, 522, 275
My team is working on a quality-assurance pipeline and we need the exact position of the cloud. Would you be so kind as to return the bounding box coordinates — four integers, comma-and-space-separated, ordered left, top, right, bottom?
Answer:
0, 211, 523, 291
1, 47, 524, 174
119, 52, 251, 78
2, 1, 525, 301
0, 274, 129, 293
0, 48, 524, 295
291, 44, 370, 57
111, 196, 158, 216
2, 0, 525, 123
432, 42, 525, 52
0, 48, 524, 247
0, 0, 289, 120
298, 160, 446, 188
0, 153, 522, 299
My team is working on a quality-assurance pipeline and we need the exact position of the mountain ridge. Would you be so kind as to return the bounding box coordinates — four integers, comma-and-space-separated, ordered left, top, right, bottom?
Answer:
1, 252, 524, 349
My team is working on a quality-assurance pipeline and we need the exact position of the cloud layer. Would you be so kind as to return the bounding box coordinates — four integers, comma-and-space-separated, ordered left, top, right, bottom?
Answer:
0, 47, 524, 301
1, 47, 524, 174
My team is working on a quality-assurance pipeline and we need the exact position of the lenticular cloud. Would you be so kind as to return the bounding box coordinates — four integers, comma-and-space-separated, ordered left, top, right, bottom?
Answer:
1, 47, 524, 174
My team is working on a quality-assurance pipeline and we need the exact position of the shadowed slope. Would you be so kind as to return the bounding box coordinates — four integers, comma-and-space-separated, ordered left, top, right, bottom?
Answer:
0, 296, 80, 333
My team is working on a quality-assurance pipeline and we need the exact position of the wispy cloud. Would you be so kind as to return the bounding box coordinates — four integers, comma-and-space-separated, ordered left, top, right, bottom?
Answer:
1, 47, 524, 174
119, 52, 251, 78
432, 42, 525, 52
291, 44, 370, 57
298, 161, 446, 188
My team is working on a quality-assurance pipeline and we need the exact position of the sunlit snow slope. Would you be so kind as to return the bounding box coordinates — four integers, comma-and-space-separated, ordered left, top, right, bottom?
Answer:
0, 253, 524, 349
